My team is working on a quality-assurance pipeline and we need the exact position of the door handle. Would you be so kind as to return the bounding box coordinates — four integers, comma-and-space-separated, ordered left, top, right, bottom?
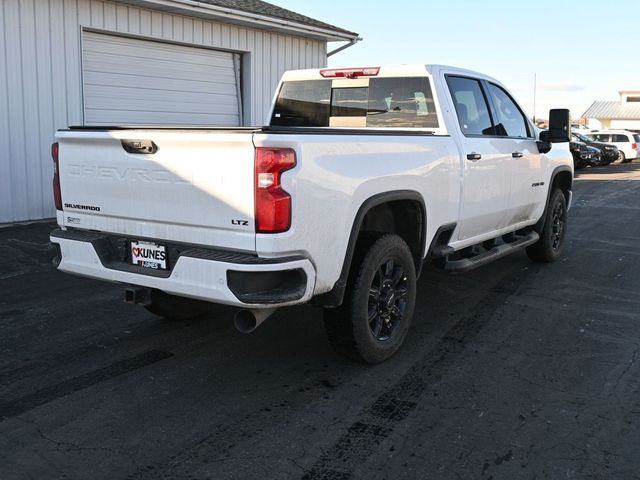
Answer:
512, 151, 523, 158
466, 152, 482, 161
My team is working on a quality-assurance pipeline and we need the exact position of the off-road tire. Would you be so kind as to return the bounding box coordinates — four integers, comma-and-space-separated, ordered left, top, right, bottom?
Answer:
324, 234, 416, 364
526, 189, 567, 263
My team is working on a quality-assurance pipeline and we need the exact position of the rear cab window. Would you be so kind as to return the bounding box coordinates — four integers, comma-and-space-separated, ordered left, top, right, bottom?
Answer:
269, 80, 332, 127
270, 76, 440, 130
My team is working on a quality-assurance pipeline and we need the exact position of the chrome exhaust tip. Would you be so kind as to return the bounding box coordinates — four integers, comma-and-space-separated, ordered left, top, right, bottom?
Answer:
233, 308, 277, 334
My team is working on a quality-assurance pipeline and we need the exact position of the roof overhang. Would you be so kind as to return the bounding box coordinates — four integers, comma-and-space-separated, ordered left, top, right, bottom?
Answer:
118, 0, 360, 42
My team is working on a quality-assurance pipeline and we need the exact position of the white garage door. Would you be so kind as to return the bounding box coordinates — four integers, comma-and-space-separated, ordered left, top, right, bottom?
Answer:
82, 31, 242, 126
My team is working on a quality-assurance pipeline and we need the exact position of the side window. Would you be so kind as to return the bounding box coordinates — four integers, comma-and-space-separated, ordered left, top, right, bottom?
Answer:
366, 77, 439, 128
614, 134, 629, 142
486, 83, 530, 138
446, 76, 494, 136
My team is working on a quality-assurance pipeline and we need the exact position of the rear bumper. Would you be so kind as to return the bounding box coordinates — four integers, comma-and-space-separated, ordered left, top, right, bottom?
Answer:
50, 229, 316, 308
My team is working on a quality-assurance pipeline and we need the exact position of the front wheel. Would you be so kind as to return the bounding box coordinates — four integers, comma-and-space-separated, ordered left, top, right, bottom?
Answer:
526, 189, 567, 263
324, 234, 416, 364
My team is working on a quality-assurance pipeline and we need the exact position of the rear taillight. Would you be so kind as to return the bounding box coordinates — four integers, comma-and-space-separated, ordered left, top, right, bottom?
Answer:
52, 142, 62, 210
632, 143, 637, 150
254, 147, 296, 233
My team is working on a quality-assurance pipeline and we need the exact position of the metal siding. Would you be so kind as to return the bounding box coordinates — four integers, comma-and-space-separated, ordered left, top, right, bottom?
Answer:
0, 1, 12, 221
20, 0, 44, 220
35, 0, 56, 216
583, 100, 640, 120
0, 0, 327, 223
4, 0, 29, 221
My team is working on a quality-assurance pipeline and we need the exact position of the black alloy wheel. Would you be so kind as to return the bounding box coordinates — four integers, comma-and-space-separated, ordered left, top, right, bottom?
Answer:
550, 200, 565, 252
367, 258, 409, 342
526, 188, 568, 263
324, 234, 417, 363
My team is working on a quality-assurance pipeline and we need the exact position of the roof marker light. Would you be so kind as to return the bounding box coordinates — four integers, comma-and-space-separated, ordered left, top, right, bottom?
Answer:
319, 67, 380, 79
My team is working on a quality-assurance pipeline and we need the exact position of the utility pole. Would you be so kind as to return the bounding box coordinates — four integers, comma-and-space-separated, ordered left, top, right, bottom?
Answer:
533, 73, 537, 124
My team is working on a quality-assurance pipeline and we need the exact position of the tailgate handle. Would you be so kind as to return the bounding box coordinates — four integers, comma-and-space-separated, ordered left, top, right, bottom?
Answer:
121, 140, 158, 154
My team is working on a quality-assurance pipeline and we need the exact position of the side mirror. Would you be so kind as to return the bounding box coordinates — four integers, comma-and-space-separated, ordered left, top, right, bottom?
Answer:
548, 108, 571, 143
537, 130, 551, 154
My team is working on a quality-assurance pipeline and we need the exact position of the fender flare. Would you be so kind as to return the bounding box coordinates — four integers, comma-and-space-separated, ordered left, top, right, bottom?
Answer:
535, 165, 573, 232
312, 190, 426, 308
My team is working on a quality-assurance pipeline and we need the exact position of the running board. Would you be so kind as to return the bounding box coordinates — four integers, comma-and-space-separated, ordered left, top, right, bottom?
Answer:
443, 232, 539, 273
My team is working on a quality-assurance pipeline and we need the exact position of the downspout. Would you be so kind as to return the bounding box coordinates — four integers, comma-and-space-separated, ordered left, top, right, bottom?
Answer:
327, 37, 362, 57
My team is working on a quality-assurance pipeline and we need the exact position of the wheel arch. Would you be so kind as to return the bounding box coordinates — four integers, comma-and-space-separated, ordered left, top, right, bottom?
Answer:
535, 165, 573, 232
312, 190, 427, 308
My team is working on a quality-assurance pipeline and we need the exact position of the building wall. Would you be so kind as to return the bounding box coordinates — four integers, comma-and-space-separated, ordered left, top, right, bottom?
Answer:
587, 119, 640, 131
587, 119, 608, 130
620, 91, 640, 103
610, 120, 640, 131
0, 0, 326, 223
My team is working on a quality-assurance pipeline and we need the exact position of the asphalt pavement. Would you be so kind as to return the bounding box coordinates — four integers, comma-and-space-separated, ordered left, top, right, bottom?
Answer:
1, 162, 640, 480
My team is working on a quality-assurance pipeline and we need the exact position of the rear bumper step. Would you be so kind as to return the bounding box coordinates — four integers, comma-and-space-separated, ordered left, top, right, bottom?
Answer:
443, 232, 539, 273
50, 229, 316, 308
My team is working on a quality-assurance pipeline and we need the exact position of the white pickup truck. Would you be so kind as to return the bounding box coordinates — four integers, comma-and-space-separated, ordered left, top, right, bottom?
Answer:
50, 64, 573, 363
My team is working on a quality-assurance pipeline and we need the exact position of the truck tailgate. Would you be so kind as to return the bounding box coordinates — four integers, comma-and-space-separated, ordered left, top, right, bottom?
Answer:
56, 129, 256, 252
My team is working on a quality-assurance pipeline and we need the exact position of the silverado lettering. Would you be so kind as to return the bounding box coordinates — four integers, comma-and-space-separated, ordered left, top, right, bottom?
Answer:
64, 203, 101, 211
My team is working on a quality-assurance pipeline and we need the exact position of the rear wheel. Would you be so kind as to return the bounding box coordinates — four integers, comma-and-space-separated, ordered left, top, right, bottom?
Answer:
619, 151, 627, 163
526, 189, 567, 263
144, 289, 211, 320
324, 234, 416, 364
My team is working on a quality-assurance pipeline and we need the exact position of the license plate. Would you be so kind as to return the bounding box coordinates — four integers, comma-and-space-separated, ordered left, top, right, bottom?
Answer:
130, 241, 167, 270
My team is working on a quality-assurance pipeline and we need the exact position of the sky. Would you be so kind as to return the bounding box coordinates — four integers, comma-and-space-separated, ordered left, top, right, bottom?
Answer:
270, 0, 638, 120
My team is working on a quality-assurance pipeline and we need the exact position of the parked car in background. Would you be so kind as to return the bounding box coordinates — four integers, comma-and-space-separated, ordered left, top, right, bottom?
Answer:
571, 132, 619, 165
570, 139, 592, 169
586, 145, 604, 167
589, 130, 640, 163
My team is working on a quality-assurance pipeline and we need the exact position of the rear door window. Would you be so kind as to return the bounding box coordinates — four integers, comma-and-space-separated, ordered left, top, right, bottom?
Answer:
613, 134, 629, 142
445, 76, 495, 136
